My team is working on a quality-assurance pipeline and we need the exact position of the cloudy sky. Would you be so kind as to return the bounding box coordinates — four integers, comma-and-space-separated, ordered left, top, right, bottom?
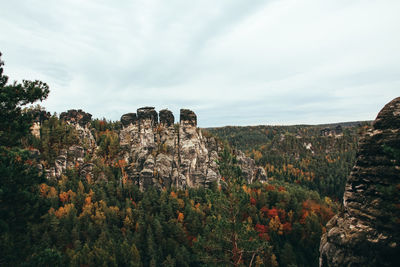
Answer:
1, 0, 399, 127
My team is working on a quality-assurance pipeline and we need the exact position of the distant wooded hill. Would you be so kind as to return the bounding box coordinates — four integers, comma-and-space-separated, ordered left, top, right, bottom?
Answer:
205, 121, 371, 200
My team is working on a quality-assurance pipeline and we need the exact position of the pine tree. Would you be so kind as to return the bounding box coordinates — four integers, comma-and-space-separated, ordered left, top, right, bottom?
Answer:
0, 52, 50, 264
197, 145, 270, 266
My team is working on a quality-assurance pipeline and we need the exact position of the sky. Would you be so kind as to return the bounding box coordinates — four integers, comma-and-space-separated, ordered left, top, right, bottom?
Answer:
1, 0, 399, 127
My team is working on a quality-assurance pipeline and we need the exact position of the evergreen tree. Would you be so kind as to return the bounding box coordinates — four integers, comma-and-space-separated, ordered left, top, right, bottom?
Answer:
0, 52, 50, 265
197, 146, 270, 266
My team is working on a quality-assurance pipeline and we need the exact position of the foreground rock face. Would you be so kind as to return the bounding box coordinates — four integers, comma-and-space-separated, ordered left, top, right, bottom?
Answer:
320, 97, 400, 267
120, 107, 266, 190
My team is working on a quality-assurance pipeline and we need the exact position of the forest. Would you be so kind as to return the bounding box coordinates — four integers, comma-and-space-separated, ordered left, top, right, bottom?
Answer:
1, 53, 357, 266
207, 123, 369, 201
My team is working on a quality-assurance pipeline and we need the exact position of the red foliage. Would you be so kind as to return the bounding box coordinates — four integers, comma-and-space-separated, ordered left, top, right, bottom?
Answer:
265, 185, 276, 191
278, 186, 286, 192
260, 206, 269, 213
258, 233, 270, 241
299, 200, 335, 224
267, 208, 278, 218
255, 224, 268, 234
250, 197, 257, 205
282, 222, 292, 233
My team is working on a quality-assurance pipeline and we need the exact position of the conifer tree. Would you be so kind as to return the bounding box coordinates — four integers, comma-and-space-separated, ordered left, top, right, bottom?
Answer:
0, 52, 50, 264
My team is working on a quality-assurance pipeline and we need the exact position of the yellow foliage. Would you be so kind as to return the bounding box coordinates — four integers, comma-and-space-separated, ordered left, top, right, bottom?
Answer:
253, 150, 262, 162
48, 187, 58, 198
78, 181, 85, 194
91, 203, 106, 225
126, 207, 132, 216
123, 216, 134, 228
268, 216, 281, 232
109, 206, 120, 214
54, 203, 75, 218
288, 210, 294, 222
270, 254, 278, 267
177, 198, 185, 209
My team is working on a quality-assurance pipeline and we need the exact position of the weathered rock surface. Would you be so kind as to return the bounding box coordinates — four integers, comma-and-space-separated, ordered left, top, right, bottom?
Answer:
29, 108, 51, 138
41, 110, 96, 179
120, 107, 264, 190
319, 97, 400, 267
60, 109, 92, 127
60, 109, 96, 152
44, 107, 265, 189
120, 113, 137, 127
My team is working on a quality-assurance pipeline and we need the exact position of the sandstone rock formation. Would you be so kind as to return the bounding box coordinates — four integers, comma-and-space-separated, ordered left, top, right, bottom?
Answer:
319, 97, 400, 267
42, 107, 266, 188
119, 107, 266, 190
42, 109, 96, 179
29, 108, 51, 138
60, 109, 96, 152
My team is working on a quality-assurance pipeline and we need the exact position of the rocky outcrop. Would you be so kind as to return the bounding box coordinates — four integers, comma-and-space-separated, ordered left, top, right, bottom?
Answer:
29, 108, 51, 138
42, 109, 97, 179
319, 97, 400, 267
60, 109, 96, 152
121, 113, 137, 127
120, 107, 265, 190
43, 107, 265, 189
60, 109, 92, 127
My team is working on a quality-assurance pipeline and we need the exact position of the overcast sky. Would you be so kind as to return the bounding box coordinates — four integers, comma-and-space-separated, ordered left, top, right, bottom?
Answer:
1, 0, 399, 127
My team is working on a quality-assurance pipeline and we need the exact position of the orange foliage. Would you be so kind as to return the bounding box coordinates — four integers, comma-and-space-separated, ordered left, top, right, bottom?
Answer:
54, 203, 75, 218
170, 191, 178, 198
177, 212, 184, 222
59, 191, 69, 203
40, 184, 58, 199
265, 185, 276, 191
300, 199, 334, 224
39, 183, 49, 197
85, 196, 92, 205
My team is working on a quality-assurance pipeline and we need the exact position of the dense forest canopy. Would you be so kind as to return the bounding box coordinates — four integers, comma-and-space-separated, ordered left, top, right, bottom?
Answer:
207, 123, 369, 200
0, 52, 358, 266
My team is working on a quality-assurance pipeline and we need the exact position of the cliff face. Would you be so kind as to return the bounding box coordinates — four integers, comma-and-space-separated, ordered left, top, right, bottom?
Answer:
43, 108, 266, 189
119, 107, 266, 190
319, 97, 400, 267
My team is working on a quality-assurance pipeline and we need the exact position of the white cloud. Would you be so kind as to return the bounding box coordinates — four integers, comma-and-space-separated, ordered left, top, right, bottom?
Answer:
0, 0, 399, 126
